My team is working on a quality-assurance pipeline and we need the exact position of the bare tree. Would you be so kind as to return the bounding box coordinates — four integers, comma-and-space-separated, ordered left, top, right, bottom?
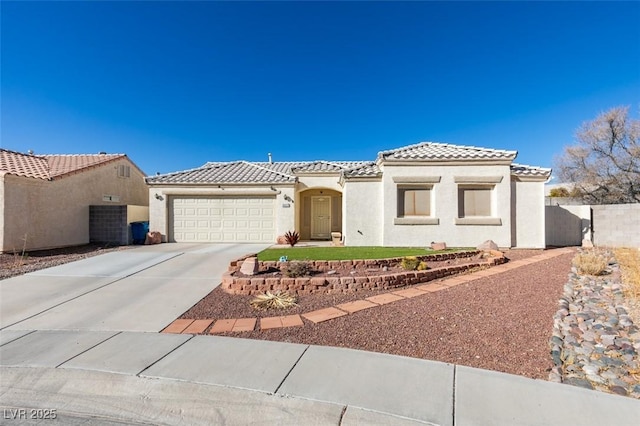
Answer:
555, 106, 640, 204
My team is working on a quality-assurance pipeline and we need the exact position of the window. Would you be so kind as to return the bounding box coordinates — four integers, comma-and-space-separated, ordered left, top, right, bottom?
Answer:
456, 185, 501, 225
399, 188, 431, 217
458, 186, 492, 217
394, 186, 439, 225
118, 164, 131, 178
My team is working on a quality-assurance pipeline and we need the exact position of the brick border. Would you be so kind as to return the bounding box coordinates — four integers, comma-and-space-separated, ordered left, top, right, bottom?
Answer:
221, 250, 505, 295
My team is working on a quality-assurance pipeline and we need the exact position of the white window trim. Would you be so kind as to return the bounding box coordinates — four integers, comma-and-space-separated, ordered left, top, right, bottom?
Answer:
395, 184, 439, 225
456, 184, 501, 225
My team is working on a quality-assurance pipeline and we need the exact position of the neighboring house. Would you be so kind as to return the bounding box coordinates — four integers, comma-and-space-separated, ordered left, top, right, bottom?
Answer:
0, 149, 148, 252
146, 142, 551, 248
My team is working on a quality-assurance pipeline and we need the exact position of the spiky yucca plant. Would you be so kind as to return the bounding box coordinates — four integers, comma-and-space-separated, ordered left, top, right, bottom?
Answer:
250, 291, 298, 310
284, 230, 300, 247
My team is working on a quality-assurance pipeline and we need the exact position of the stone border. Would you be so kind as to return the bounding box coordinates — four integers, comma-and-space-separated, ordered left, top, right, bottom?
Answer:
549, 250, 640, 398
221, 250, 506, 295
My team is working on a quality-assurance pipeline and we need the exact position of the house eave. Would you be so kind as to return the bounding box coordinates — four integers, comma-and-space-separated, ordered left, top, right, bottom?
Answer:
381, 159, 514, 166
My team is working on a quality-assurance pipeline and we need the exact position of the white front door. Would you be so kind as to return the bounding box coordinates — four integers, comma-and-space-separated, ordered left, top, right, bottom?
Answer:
311, 196, 331, 240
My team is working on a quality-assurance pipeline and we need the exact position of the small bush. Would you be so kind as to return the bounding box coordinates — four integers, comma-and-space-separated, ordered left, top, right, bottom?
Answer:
250, 291, 298, 310
401, 256, 423, 271
285, 260, 312, 277
573, 250, 608, 276
284, 231, 300, 247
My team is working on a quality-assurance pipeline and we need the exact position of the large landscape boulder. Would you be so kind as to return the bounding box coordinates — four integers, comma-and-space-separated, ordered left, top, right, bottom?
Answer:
430, 242, 447, 251
477, 240, 499, 251
240, 257, 259, 276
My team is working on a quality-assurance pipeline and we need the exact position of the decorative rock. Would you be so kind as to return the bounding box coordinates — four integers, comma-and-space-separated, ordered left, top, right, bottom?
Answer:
476, 240, 499, 251
430, 242, 447, 251
549, 249, 640, 399
240, 257, 260, 276
610, 386, 627, 396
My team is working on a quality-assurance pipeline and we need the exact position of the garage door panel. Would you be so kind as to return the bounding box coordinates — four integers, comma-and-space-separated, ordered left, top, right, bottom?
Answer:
171, 196, 275, 243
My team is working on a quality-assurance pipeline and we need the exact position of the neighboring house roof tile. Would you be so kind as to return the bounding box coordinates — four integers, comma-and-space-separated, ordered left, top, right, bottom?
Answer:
379, 142, 518, 161
510, 163, 552, 178
0, 149, 132, 180
43, 154, 126, 178
0, 149, 51, 179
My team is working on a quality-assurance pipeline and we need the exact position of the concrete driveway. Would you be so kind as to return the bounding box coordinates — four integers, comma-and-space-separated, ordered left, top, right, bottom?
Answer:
0, 243, 268, 332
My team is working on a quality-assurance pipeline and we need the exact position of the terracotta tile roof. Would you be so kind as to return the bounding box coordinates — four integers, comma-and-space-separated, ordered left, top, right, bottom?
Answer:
0, 149, 128, 180
43, 154, 125, 178
147, 160, 377, 184
379, 142, 517, 162
0, 149, 51, 179
510, 163, 552, 179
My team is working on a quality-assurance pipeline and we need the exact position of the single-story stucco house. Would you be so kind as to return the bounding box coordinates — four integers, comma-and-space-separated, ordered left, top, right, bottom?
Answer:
146, 142, 551, 248
0, 149, 148, 252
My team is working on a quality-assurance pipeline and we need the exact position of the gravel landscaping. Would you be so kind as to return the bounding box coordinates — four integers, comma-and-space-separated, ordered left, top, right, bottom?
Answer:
181, 248, 572, 380
0, 244, 132, 280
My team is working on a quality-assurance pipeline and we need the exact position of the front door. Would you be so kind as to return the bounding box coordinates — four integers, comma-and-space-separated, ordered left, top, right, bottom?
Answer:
311, 196, 331, 240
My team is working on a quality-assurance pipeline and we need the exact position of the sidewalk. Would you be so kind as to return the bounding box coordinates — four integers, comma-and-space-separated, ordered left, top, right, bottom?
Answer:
1, 330, 639, 425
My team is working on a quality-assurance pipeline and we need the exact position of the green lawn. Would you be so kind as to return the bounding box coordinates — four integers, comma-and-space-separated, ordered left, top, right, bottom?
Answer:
257, 246, 465, 261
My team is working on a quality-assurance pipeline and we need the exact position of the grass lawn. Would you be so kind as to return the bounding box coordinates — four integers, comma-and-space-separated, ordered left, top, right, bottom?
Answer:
257, 246, 466, 261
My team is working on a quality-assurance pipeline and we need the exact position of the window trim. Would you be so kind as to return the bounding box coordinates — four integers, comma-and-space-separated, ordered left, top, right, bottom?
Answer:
456, 184, 500, 225
395, 184, 439, 225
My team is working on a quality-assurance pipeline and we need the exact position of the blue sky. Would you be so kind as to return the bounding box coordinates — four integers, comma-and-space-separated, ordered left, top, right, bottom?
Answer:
2, 1, 639, 177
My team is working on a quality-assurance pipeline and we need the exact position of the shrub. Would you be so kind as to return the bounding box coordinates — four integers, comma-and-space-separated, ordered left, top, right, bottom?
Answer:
284, 230, 300, 247
284, 260, 312, 277
400, 256, 423, 271
250, 291, 298, 310
573, 250, 608, 276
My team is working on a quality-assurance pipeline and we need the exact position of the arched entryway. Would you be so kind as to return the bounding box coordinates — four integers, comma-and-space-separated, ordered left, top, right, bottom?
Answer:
297, 188, 342, 240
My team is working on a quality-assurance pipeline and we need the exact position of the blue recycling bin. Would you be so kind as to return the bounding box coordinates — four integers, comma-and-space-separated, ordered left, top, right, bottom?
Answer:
131, 221, 149, 245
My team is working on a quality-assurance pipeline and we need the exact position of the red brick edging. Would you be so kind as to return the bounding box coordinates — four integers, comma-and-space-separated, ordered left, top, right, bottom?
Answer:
221, 250, 505, 295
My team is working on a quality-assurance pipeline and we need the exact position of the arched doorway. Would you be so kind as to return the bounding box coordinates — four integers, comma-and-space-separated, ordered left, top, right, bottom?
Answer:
298, 188, 342, 240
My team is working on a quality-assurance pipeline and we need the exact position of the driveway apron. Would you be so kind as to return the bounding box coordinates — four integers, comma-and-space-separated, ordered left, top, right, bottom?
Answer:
1, 243, 267, 332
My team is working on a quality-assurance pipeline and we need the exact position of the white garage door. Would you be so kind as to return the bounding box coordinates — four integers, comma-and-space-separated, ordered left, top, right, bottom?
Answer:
170, 196, 276, 243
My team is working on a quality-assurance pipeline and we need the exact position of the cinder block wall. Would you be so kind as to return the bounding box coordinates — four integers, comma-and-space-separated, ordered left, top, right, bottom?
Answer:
89, 205, 128, 245
592, 204, 640, 248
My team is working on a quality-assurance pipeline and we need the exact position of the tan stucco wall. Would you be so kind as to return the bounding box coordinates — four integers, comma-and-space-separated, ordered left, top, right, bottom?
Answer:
1, 158, 148, 252
126, 205, 150, 224
0, 173, 5, 252
512, 179, 546, 248
342, 179, 383, 246
377, 163, 513, 248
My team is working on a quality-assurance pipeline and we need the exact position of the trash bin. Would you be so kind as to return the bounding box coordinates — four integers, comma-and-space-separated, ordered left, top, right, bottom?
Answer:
131, 221, 149, 245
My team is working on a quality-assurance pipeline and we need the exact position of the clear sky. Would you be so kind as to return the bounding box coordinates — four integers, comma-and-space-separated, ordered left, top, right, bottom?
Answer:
2, 1, 639, 178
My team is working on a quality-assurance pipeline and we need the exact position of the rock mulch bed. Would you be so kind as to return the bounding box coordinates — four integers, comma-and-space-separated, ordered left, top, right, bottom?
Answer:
550, 251, 640, 399
0, 244, 132, 280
